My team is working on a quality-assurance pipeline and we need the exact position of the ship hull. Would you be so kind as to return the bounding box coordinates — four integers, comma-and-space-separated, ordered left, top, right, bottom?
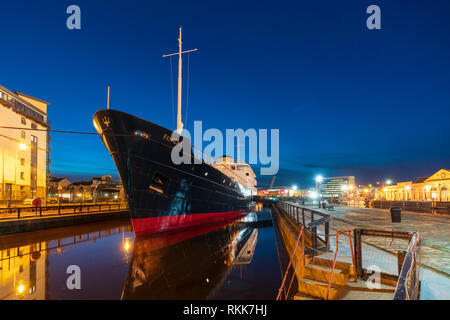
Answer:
93, 109, 252, 237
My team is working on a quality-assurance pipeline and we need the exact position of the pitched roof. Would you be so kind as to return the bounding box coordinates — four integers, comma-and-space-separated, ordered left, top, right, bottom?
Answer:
412, 177, 428, 184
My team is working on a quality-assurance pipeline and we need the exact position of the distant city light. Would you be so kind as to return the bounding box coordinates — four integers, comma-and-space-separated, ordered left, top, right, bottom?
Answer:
341, 185, 348, 191
348, 185, 354, 190
292, 185, 297, 191
385, 179, 392, 185
309, 191, 318, 199
315, 175, 323, 183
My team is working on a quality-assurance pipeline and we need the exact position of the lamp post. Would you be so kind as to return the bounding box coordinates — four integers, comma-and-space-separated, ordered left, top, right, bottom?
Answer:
315, 175, 323, 208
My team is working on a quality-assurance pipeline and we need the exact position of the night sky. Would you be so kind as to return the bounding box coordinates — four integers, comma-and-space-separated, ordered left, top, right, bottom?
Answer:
1, 0, 449, 188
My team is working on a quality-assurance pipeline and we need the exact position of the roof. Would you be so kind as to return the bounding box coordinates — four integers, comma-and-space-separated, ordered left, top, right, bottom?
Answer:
49, 177, 66, 182
70, 181, 92, 186
412, 177, 428, 184
0, 84, 48, 115
14, 91, 51, 105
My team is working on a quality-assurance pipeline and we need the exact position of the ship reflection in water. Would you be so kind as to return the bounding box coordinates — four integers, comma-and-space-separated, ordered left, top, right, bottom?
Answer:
0, 207, 281, 299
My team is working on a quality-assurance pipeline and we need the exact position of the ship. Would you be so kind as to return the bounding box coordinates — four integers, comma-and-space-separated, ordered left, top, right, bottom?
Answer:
93, 27, 257, 237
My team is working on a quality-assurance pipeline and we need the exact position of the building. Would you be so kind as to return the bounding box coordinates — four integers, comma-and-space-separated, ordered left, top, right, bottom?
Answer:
47, 175, 123, 203
378, 169, 449, 202
0, 85, 50, 205
320, 176, 356, 198
47, 177, 72, 199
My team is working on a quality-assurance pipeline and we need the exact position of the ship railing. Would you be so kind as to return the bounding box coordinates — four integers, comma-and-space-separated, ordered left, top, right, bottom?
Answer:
0, 202, 128, 221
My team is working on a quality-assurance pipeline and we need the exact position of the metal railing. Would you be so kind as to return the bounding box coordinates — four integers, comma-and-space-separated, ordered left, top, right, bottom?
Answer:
276, 226, 305, 300
0, 202, 128, 221
393, 232, 422, 300
277, 201, 331, 254
353, 228, 422, 300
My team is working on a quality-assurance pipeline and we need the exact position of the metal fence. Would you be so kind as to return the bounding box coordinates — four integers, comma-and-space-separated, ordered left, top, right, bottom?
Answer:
393, 232, 422, 300
277, 201, 331, 255
372, 200, 450, 214
0, 202, 128, 221
353, 228, 422, 300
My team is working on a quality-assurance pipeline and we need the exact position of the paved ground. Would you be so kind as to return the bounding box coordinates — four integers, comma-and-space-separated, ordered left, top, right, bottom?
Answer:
285, 203, 450, 299
326, 206, 450, 276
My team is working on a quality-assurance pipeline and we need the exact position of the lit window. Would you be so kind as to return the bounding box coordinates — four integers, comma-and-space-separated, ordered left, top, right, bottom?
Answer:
134, 130, 149, 139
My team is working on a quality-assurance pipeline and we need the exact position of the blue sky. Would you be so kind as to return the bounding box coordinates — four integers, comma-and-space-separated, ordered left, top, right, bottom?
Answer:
1, 0, 449, 187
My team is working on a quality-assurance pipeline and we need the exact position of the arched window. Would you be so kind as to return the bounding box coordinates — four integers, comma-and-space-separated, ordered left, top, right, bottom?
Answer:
431, 186, 438, 200
441, 186, 449, 202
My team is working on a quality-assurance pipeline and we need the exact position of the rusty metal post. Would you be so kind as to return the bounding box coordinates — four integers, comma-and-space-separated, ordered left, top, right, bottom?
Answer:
325, 221, 330, 251
354, 228, 363, 278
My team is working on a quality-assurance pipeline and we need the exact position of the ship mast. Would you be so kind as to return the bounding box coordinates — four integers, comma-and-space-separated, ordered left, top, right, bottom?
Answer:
163, 27, 198, 134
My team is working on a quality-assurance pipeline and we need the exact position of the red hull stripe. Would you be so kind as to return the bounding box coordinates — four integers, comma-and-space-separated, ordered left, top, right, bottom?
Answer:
131, 210, 250, 237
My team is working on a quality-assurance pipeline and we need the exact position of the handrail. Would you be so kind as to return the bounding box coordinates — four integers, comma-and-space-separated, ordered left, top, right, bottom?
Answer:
277, 201, 331, 254
276, 226, 305, 300
393, 232, 422, 300
0, 202, 128, 221
326, 229, 357, 300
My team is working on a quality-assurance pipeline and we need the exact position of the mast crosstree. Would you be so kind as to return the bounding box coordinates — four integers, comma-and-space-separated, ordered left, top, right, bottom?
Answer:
163, 27, 198, 134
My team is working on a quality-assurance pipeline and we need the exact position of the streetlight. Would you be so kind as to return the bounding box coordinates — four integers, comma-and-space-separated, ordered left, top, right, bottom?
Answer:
385, 179, 392, 185
315, 175, 323, 208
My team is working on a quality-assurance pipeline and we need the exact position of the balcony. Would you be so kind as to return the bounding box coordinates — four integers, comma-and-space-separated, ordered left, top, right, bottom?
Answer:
0, 92, 47, 126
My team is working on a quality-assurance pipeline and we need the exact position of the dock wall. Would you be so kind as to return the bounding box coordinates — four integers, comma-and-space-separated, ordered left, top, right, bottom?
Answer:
0, 211, 129, 236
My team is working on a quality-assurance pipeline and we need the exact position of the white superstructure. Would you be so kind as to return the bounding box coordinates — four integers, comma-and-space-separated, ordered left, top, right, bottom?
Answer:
212, 156, 257, 196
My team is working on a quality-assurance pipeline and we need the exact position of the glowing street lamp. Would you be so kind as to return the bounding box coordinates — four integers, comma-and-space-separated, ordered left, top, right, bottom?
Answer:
19, 143, 27, 151
385, 179, 392, 185
315, 175, 323, 208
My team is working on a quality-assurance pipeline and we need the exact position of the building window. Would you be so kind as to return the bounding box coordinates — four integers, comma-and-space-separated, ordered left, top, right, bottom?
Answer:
20, 185, 24, 191
21, 117, 26, 125
21, 131, 26, 138
21, 158, 25, 166
31, 123, 37, 129
20, 172, 25, 179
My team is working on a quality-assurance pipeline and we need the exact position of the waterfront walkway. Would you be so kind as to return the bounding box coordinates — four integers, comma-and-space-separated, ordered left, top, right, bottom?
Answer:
0, 203, 129, 236
309, 205, 450, 299
328, 206, 450, 276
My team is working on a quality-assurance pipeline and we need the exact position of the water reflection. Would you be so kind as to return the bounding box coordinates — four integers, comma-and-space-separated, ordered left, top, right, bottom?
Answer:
0, 208, 281, 300
122, 213, 258, 299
